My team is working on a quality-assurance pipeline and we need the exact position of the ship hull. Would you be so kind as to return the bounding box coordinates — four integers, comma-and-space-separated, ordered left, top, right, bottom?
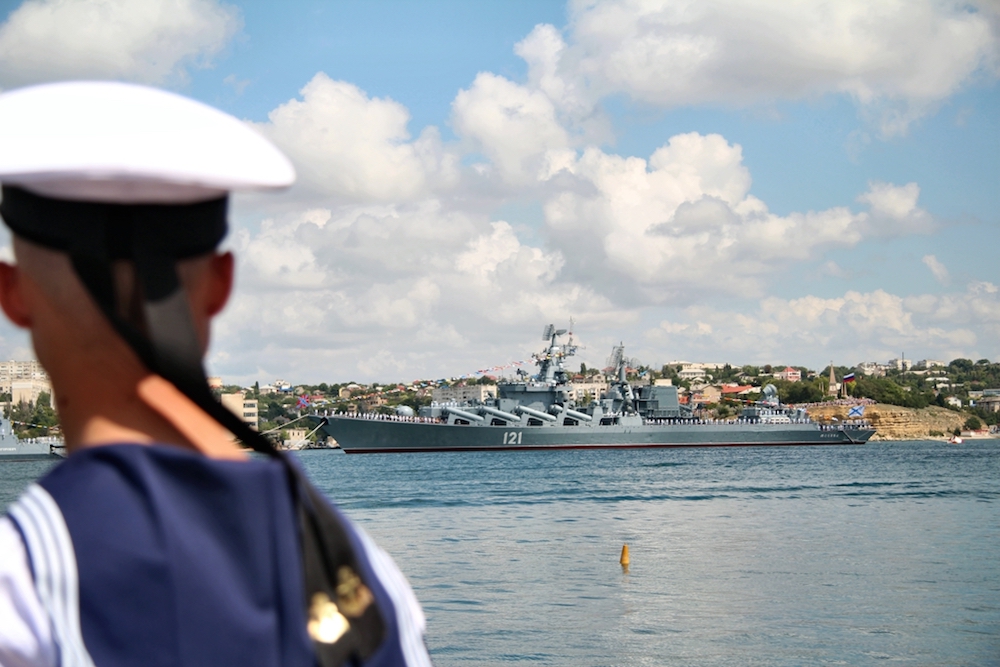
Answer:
311, 416, 874, 453
0, 440, 57, 460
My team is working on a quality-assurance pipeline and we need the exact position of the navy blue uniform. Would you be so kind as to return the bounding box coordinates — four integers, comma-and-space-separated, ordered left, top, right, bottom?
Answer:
5, 445, 430, 667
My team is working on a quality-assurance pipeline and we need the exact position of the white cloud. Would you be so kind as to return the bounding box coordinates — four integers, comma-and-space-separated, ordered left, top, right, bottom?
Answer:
857, 181, 934, 234
641, 284, 999, 369
0, 0, 240, 87
213, 199, 625, 381
519, 0, 1000, 136
922, 254, 950, 284
256, 73, 459, 203
542, 133, 929, 302
452, 72, 573, 185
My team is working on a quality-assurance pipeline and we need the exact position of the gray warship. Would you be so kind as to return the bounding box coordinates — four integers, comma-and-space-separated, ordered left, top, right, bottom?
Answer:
0, 413, 58, 460
311, 326, 875, 453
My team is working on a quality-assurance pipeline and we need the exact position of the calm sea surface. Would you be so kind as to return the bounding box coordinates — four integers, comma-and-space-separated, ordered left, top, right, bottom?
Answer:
3, 441, 999, 666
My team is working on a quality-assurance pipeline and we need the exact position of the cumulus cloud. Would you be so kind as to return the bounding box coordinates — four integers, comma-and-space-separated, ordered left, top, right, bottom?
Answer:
857, 181, 934, 234
642, 283, 999, 369
213, 200, 624, 381
452, 71, 574, 185
540, 133, 930, 302
518, 0, 999, 136
256, 73, 459, 203
922, 254, 950, 284
0, 0, 240, 87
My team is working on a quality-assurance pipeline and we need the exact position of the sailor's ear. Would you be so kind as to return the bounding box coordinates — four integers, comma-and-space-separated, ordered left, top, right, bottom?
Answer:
205, 251, 233, 317
0, 261, 31, 328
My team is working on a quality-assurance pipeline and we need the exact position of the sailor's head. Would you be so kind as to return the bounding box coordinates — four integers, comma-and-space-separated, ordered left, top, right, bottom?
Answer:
0, 81, 293, 389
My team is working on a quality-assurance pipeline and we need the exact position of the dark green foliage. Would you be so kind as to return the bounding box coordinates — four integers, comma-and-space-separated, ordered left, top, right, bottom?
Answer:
963, 416, 982, 431
7, 392, 59, 438
782, 380, 827, 404
849, 376, 934, 408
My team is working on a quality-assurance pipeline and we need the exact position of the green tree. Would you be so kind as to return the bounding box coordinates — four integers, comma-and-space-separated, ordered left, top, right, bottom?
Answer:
9, 392, 59, 438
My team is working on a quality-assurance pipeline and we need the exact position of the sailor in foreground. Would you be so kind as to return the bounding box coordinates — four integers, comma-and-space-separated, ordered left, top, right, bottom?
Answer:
0, 81, 432, 667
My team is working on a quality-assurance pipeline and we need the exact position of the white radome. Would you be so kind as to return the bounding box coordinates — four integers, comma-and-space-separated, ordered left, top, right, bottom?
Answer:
0, 81, 295, 204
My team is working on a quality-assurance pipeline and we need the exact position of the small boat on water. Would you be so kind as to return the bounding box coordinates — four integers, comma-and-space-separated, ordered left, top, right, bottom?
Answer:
0, 414, 60, 460
310, 325, 876, 453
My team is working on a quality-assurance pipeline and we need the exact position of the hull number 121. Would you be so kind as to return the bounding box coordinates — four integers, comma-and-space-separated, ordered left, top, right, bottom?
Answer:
503, 431, 523, 445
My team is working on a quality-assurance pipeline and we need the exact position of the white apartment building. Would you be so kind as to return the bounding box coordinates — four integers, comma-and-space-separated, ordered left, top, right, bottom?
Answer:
567, 379, 609, 404
0, 360, 51, 406
431, 384, 496, 404
677, 366, 708, 380
887, 358, 913, 371
856, 361, 885, 377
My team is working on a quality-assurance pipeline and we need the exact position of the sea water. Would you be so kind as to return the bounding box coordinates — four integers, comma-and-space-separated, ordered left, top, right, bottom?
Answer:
3, 442, 999, 665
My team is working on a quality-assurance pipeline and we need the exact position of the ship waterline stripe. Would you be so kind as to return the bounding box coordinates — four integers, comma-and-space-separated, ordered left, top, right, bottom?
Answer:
342, 440, 871, 453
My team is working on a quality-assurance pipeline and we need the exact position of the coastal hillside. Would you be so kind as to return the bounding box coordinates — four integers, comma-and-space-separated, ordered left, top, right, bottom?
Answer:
807, 403, 970, 441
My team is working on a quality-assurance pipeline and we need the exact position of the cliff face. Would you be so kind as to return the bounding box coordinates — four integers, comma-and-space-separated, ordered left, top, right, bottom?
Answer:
806, 403, 968, 441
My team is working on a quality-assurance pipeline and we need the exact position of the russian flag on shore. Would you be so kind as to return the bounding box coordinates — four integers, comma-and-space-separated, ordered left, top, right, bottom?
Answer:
843, 373, 856, 383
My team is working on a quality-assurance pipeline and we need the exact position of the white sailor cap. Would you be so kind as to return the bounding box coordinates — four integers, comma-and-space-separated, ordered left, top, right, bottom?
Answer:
0, 81, 294, 414
0, 80, 294, 204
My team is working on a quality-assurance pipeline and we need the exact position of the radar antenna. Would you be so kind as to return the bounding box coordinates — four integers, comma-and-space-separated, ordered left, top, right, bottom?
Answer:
542, 324, 555, 341
607, 345, 624, 372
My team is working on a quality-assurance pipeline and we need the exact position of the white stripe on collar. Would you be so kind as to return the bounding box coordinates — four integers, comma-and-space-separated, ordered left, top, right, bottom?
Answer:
8, 484, 96, 667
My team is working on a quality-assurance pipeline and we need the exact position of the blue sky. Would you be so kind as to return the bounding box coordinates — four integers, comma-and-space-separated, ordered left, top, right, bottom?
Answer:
0, 0, 997, 383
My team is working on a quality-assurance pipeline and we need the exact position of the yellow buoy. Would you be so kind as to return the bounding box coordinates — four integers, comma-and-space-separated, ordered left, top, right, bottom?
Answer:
619, 544, 630, 567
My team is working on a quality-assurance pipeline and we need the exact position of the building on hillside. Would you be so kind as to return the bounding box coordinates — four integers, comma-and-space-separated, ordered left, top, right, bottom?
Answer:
358, 395, 387, 412
887, 357, 912, 371
914, 359, 945, 369
283, 428, 308, 448
221, 392, 259, 430
977, 395, 1000, 413
720, 384, 755, 397
431, 384, 496, 404
856, 361, 885, 377
691, 386, 722, 405
0, 360, 48, 396
338, 384, 363, 399
11, 379, 51, 406
944, 396, 963, 408
774, 367, 801, 382
568, 379, 608, 404
677, 366, 708, 380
